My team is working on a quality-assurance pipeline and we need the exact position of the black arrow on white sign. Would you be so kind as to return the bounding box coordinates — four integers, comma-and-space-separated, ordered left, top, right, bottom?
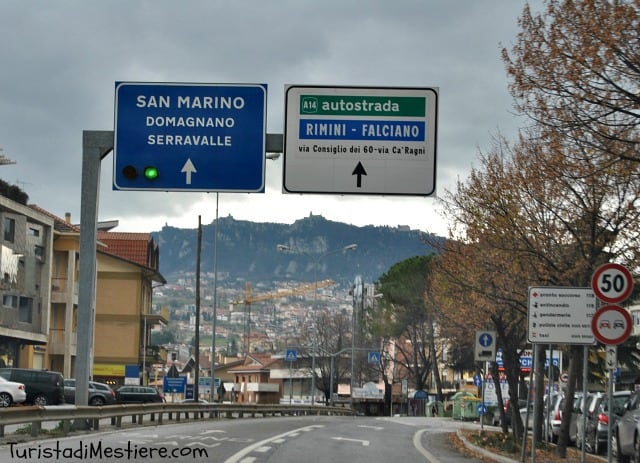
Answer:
352, 162, 367, 188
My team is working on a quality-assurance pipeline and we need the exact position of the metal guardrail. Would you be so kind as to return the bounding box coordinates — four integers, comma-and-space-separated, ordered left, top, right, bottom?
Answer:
0, 403, 355, 439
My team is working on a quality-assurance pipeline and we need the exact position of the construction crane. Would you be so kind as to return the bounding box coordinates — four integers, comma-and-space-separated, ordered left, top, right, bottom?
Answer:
231, 279, 336, 355
231, 279, 336, 307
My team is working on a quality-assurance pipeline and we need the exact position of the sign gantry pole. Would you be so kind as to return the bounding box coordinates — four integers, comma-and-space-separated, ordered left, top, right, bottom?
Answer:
77, 131, 113, 416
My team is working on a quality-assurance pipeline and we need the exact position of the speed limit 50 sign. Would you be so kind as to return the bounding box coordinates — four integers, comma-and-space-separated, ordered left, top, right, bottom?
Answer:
591, 263, 633, 304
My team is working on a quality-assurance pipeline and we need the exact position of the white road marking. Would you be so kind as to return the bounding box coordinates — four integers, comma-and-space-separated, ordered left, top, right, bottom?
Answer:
224, 425, 325, 463
331, 437, 370, 446
413, 429, 441, 463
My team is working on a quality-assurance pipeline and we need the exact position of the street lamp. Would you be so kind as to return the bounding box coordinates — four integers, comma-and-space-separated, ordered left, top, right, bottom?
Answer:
277, 243, 358, 405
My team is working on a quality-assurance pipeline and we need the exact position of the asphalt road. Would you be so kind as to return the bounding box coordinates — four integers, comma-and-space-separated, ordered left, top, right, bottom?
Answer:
0, 415, 491, 463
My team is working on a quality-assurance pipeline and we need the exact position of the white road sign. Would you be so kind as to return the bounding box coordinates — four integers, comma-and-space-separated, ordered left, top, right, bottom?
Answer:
475, 331, 496, 362
591, 263, 634, 304
528, 287, 596, 344
283, 85, 438, 196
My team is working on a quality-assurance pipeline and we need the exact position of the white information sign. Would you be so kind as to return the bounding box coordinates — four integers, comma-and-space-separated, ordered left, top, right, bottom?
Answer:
527, 287, 596, 344
283, 85, 438, 196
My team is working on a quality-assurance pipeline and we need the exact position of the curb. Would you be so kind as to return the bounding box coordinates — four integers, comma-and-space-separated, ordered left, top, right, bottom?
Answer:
456, 429, 519, 463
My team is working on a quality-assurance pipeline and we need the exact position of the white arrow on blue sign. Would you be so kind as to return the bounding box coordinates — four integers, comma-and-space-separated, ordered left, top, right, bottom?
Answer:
475, 330, 497, 362
478, 332, 494, 347
113, 82, 267, 192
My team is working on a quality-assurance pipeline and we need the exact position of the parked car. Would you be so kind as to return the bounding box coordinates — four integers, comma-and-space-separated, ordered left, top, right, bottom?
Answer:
116, 385, 164, 403
0, 368, 64, 405
577, 390, 630, 454
519, 401, 535, 429
0, 376, 26, 407
545, 392, 581, 444
63, 379, 116, 406
612, 390, 640, 462
543, 392, 562, 442
492, 399, 527, 427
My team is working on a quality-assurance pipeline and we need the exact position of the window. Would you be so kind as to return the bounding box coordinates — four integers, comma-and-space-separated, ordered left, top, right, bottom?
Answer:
2, 294, 17, 308
34, 245, 44, 259
3, 218, 14, 242
18, 297, 32, 323
28, 227, 40, 237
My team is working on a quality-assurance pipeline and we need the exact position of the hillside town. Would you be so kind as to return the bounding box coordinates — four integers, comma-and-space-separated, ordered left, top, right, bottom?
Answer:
0, 184, 465, 416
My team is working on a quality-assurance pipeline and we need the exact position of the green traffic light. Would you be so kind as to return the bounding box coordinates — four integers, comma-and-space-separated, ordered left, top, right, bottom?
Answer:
143, 166, 159, 180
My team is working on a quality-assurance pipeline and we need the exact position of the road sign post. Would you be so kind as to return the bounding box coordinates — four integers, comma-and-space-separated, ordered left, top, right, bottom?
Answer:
283, 85, 438, 196
113, 82, 267, 192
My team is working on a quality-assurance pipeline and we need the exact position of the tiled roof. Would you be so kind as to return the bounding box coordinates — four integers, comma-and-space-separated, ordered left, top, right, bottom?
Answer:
97, 232, 153, 267
228, 354, 280, 373
28, 205, 80, 233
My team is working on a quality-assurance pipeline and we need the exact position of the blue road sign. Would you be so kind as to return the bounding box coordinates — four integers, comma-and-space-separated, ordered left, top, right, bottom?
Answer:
473, 374, 482, 387
478, 403, 487, 415
368, 352, 381, 364
113, 82, 267, 192
478, 332, 494, 347
163, 375, 187, 393
285, 349, 297, 362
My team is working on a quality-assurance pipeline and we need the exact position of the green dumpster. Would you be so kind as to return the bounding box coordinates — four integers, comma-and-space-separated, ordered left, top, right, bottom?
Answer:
451, 392, 479, 421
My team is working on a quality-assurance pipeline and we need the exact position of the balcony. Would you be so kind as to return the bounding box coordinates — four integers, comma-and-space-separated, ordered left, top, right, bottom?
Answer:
140, 345, 167, 364
50, 277, 78, 304
48, 328, 77, 356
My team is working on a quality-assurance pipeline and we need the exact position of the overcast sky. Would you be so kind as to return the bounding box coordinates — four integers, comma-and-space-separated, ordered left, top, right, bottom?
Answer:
0, 1, 543, 237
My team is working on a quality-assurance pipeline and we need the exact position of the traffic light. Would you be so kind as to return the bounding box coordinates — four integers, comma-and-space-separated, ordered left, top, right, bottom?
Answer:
143, 166, 159, 181
121, 165, 159, 181
122, 165, 138, 180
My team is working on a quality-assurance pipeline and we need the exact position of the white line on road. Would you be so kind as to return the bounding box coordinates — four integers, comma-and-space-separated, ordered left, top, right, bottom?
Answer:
331, 437, 370, 446
413, 429, 441, 463
224, 425, 324, 463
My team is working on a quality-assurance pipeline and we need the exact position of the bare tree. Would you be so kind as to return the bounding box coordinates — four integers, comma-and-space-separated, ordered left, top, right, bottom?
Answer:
503, 1, 640, 163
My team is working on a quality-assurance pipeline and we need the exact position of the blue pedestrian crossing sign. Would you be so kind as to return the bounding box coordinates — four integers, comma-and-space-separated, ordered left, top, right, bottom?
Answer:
474, 330, 497, 362
285, 349, 297, 362
368, 352, 381, 364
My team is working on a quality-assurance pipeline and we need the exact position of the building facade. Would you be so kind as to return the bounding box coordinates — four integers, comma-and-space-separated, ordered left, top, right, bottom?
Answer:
0, 197, 54, 369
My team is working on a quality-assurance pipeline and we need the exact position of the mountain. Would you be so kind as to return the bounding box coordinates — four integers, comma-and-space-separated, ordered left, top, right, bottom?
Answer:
153, 214, 442, 286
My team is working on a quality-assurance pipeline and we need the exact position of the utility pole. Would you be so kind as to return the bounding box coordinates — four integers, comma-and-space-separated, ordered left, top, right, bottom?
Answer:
210, 194, 219, 402
194, 216, 202, 401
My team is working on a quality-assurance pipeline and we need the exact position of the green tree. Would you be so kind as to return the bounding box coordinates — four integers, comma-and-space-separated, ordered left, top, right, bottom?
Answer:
150, 324, 178, 346
371, 255, 439, 395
